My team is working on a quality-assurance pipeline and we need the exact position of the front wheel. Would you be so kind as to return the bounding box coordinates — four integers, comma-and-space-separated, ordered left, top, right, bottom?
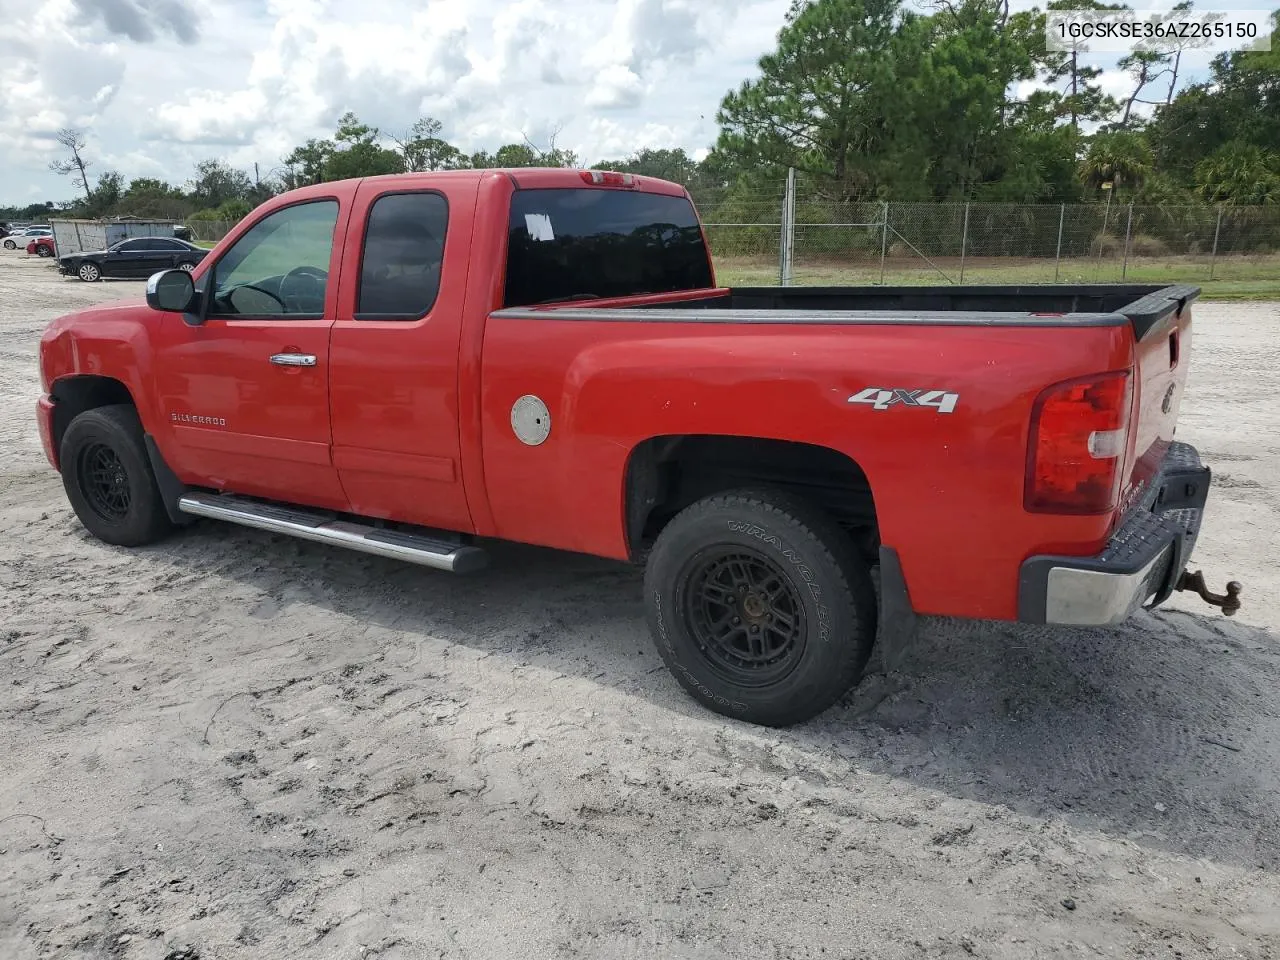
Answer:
78, 262, 101, 282
177, 261, 196, 273
2, 239, 15, 250
60, 405, 175, 547
644, 489, 877, 727
36, 246, 52, 258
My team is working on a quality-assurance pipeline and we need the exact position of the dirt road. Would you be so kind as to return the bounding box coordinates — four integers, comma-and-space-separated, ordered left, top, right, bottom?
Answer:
2, 252, 1278, 959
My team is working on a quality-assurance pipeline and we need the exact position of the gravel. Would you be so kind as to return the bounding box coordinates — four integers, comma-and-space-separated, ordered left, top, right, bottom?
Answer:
1, 251, 1278, 958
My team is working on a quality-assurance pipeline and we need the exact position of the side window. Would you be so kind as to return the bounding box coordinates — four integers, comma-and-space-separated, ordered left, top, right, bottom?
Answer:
210, 200, 339, 319
115, 239, 146, 252
356, 192, 448, 319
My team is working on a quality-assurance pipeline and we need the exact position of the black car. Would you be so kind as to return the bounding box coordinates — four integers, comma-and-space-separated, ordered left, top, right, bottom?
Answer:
60, 236, 209, 282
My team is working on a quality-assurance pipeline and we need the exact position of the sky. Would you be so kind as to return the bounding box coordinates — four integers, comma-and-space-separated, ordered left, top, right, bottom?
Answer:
0, 0, 1252, 206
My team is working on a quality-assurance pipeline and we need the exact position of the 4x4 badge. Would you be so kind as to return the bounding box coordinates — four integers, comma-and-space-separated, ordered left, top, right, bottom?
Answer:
848, 387, 959, 414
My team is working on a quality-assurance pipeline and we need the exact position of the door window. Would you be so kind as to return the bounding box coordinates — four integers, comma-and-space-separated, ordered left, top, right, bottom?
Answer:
356, 192, 448, 319
209, 200, 339, 319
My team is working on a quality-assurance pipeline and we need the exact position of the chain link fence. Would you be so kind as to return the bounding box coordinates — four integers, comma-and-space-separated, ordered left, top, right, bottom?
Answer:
692, 180, 788, 281
183, 183, 1280, 288
181, 219, 237, 244
697, 172, 1280, 287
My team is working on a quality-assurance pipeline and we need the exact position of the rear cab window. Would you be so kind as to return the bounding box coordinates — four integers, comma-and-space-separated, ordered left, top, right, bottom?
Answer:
503, 188, 713, 307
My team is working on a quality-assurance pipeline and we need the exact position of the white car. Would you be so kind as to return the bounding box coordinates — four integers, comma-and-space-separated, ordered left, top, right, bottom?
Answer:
3, 226, 52, 250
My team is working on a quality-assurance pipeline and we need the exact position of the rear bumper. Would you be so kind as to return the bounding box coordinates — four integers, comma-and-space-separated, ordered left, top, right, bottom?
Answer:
1018, 442, 1209, 625
36, 395, 58, 471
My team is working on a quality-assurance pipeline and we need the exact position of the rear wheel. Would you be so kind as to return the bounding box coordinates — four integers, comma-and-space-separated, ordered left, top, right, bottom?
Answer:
60, 405, 174, 547
36, 245, 52, 258
644, 489, 877, 727
2, 239, 15, 250
177, 261, 196, 273
78, 262, 100, 282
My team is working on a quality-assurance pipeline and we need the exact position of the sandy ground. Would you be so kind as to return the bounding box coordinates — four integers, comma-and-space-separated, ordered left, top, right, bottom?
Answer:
1, 250, 1278, 960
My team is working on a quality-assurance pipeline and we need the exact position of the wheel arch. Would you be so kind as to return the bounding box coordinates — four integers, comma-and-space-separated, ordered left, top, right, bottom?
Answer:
49, 375, 137, 458
623, 434, 879, 564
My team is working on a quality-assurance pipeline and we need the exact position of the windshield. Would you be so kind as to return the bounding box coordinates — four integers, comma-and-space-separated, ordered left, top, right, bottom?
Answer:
503, 188, 713, 307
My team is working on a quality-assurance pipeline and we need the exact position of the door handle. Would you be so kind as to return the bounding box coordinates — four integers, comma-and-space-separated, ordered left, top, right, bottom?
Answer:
270, 353, 317, 367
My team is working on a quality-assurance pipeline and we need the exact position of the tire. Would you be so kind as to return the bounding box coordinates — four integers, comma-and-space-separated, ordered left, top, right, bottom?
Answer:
60, 405, 174, 547
644, 488, 877, 727
177, 261, 195, 273
36, 246, 52, 258
2, 239, 14, 250
78, 262, 100, 282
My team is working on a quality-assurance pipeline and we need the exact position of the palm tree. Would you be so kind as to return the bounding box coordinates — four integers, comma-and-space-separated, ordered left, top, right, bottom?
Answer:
1195, 143, 1280, 205
1078, 130, 1154, 198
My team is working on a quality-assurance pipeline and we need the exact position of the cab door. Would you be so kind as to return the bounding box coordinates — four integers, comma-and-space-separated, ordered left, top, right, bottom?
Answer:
328, 178, 476, 531
151, 197, 351, 510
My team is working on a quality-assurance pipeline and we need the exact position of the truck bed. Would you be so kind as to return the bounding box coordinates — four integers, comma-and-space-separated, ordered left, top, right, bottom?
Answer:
504, 284, 1200, 340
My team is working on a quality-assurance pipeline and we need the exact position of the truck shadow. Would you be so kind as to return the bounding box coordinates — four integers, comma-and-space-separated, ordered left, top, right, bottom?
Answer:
173, 522, 1280, 873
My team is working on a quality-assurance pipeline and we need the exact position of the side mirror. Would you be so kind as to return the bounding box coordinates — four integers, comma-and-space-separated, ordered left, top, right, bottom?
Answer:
146, 269, 199, 319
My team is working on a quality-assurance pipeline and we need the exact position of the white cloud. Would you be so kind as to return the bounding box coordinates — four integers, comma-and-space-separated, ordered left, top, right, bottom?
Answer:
585, 65, 646, 109
0, 0, 791, 203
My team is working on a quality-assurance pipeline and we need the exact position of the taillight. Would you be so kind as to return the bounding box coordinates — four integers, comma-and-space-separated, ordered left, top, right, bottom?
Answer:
580, 170, 636, 188
1025, 371, 1133, 514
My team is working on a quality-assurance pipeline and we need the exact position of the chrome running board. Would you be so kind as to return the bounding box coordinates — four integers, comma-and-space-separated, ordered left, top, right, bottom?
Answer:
177, 492, 488, 574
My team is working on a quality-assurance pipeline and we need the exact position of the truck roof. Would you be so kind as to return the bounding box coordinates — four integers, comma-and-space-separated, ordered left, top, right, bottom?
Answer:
309, 167, 690, 198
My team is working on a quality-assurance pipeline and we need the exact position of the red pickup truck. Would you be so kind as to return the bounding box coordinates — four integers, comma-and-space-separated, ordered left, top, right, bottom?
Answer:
36, 168, 1239, 726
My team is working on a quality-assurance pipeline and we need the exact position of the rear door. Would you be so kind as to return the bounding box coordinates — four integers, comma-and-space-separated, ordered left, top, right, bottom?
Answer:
151, 197, 351, 510
328, 178, 476, 531
104, 239, 149, 277
139, 237, 186, 272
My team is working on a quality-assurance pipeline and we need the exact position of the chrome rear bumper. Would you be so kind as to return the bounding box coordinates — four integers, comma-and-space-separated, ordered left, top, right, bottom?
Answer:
1018, 442, 1209, 626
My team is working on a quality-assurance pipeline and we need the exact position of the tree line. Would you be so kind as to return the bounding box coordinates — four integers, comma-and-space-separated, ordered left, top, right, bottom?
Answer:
712, 0, 1279, 206
4, 0, 1277, 226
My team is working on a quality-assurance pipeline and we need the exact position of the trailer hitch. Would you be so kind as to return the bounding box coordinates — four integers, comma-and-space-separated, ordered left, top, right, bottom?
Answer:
1175, 570, 1243, 617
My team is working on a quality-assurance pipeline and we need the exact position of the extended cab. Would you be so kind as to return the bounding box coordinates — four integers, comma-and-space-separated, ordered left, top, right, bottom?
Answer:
37, 169, 1239, 726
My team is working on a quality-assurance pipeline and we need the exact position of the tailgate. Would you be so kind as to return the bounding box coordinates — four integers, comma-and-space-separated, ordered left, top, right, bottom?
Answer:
1117, 287, 1198, 519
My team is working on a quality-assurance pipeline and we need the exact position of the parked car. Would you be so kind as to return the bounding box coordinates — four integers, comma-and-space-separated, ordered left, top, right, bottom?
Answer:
58, 236, 208, 282
27, 236, 56, 257
34, 169, 1240, 727
4, 226, 51, 250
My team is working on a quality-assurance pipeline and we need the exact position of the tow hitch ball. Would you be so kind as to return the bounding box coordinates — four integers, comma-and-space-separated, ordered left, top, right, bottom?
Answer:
1175, 570, 1243, 617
